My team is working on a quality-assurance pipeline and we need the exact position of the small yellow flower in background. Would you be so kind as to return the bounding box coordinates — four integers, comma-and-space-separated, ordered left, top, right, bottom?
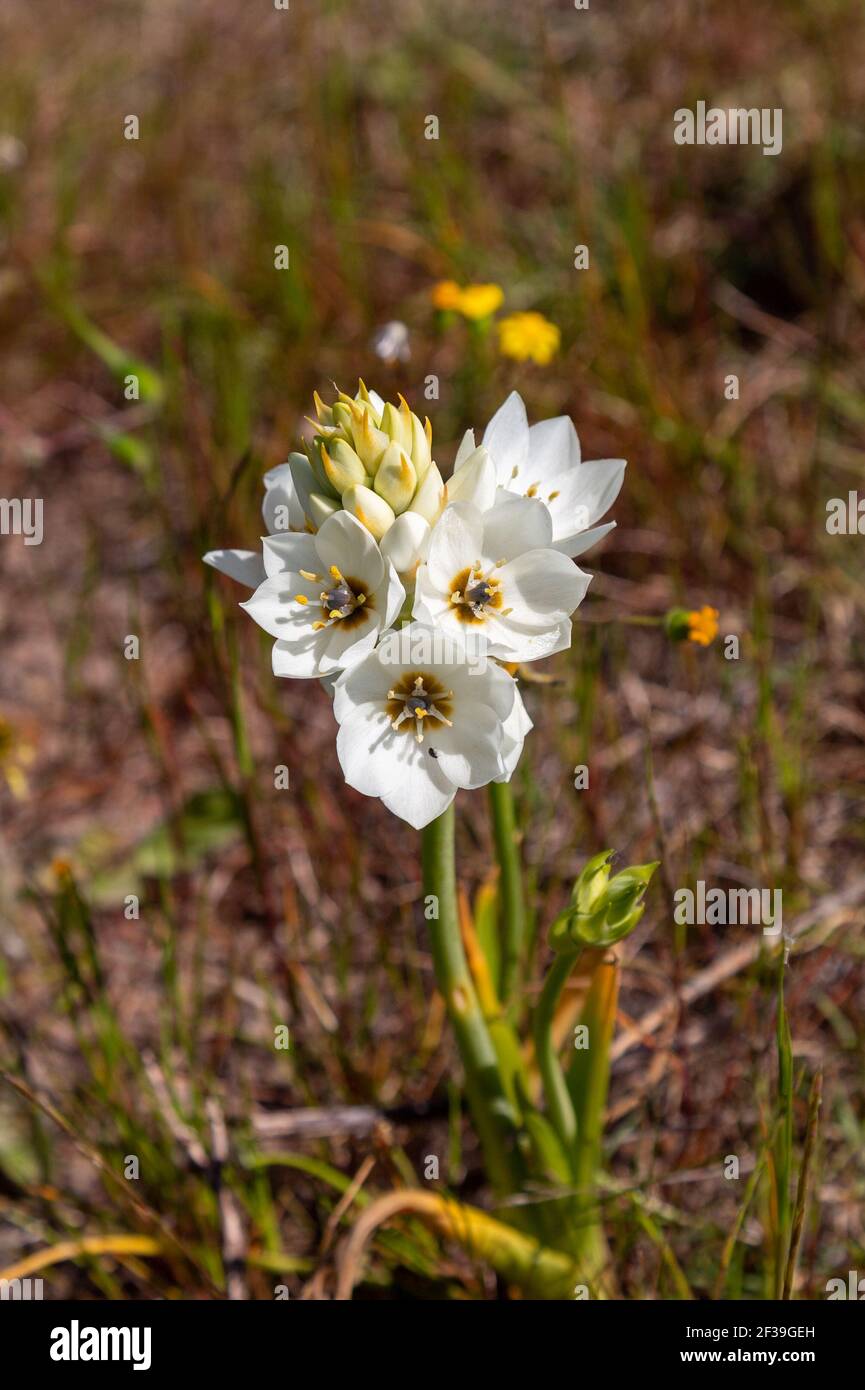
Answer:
686, 606, 719, 646
0, 714, 35, 799
456, 283, 504, 320
497, 311, 561, 366
430, 280, 504, 320
430, 280, 463, 311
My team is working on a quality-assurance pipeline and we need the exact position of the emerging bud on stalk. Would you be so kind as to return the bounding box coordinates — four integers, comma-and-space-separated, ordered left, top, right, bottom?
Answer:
549, 851, 659, 950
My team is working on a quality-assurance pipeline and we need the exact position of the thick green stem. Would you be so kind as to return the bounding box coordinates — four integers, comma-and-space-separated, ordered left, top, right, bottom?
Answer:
487, 781, 526, 1003
533, 949, 580, 1160
422, 805, 524, 1198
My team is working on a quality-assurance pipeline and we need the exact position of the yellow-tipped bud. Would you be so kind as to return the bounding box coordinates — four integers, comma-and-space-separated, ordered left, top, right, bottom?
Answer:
308, 492, 341, 529
351, 408, 390, 472
305, 439, 340, 498
331, 401, 355, 435
313, 390, 334, 426
342, 484, 396, 540
409, 461, 445, 525
410, 412, 432, 481
374, 442, 417, 514
379, 401, 413, 453
321, 438, 369, 494
356, 379, 381, 422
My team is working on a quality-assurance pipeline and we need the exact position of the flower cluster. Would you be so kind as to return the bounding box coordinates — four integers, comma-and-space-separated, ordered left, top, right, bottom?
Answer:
204, 386, 625, 827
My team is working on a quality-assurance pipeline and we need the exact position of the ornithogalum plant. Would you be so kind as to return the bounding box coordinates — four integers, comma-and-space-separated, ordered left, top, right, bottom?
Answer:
205, 384, 658, 1296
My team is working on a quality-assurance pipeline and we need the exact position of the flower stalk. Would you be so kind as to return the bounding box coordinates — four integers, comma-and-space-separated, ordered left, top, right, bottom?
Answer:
421, 804, 524, 1198
487, 780, 527, 1005
532, 947, 580, 1158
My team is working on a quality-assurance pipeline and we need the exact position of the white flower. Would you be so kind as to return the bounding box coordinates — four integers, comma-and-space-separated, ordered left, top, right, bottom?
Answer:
412, 497, 590, 663
332, 623, 530, 828
452, 391, 626, 558
239, 511, 405, 678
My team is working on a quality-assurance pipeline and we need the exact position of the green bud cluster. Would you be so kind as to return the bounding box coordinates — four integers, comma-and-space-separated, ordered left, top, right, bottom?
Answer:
549, 850, 659, 950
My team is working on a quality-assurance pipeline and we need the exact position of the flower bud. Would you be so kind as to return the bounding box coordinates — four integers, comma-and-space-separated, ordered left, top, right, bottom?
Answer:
374, 442, 417, 514
380, 400, 413, 453
308, 492, 342, 529
342, 483, 396, 540
350, 407, 390, 473
331, 401, 356, 436
408, 461, 445, 525
549, 852, 658, 950
410, 413, 432, 482
304, 439, 340, 498
321, 438, 370, 494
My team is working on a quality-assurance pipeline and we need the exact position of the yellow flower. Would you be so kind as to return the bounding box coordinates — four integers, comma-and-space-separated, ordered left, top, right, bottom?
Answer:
431, 280, 463, 311
431, 280, 505, 319
497, 311, 561, 365
0, 714, 35, 798
456, 283, 504, 320
686, 606, 719, 646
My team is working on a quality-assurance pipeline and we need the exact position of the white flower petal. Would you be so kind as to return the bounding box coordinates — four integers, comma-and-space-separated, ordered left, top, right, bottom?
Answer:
380, 511, 430, 578
319, 616, 380, 674
241, 575, 314, 639
480, 494, 552, 563
445, 447, 497, 512
555, 519, 616, 558
482, 390, 529, 486
272, 629, 331, 678
380, 772, 455, 829
546, 458, 626, 539
262, 532, 319, 579
425, 502, 484, 590
262, 455, 311, 532
497, 549, 591, 621
495, 684, 532, 782
337, 704, 455, 828
426, 702, 503, 789
453, 428, 477, 469
203, 549, 266, 589
474, 612, 568, 663
526, 415, 581, 479
382, 561, 407, 627
409, 461, 445, 525
314, 510, 385, 589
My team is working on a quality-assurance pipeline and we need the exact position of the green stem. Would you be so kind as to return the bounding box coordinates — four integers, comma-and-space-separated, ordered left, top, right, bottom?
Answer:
488, 781, 526, 1003
533, 948, 580, 1159
422, 804, 523, 1198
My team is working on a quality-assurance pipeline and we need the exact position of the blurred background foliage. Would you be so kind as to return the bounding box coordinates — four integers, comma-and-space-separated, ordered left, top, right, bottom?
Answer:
0, 0, 863, 1298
